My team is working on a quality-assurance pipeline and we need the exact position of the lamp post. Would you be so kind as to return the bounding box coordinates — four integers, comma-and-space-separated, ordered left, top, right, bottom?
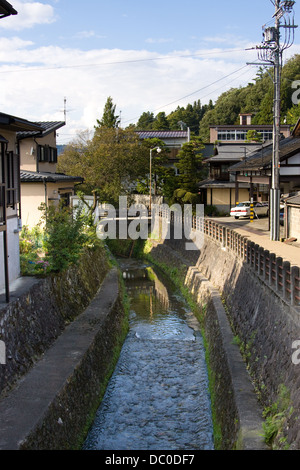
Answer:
149, 147, 161, 216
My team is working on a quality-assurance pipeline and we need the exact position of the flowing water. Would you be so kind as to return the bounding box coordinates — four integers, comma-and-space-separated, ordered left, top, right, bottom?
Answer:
83, 259, 214, 451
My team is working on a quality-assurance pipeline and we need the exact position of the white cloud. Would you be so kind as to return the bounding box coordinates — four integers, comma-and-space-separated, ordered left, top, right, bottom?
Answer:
0, 1, 56, 31
74, 30, 106, 40
0, 36, 298, 145
145, 38, 174, 44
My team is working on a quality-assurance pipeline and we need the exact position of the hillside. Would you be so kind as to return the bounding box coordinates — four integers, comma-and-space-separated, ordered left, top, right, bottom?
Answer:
130, 54, 300, 143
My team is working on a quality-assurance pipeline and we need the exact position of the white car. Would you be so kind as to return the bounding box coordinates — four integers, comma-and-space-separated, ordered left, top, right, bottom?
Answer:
230, 201, 269, 219
230, 202, 251, 219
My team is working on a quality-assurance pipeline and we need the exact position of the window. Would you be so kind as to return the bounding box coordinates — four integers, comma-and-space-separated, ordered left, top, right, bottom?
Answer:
38, 145, 57, 163
49, 147, 58, 163
6, 151, 20, 208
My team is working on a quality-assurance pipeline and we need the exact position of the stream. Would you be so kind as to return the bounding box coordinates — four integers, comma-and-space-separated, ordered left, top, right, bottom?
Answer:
83, 259, 214, 451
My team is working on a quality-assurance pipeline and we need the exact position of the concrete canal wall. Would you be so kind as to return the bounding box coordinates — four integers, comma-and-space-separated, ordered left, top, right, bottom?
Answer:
0, 245, 110, 397
0, 244, 128, 450
0, 266, 127, 450
147, 226, 300, 450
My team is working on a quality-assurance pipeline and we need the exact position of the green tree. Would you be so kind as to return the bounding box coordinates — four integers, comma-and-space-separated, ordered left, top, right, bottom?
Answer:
95, 96, 120, 129
57, 127, 149, 205
174, 138, 206, 205
152, 112, 170, 130
246, 130, 263, 143
136, 111, 155, 129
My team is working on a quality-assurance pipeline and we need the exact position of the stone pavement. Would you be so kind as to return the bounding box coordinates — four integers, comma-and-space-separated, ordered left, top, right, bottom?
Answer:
211, 216, 300, 267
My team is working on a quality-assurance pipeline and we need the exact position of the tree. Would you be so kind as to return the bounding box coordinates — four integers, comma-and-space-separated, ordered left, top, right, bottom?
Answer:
136, 111, 155, 129
57, 127, 149, 205
152, 112, 170, 130
173, 138, 206, 205
95, 96, 120, 129
246, 130, 263, 143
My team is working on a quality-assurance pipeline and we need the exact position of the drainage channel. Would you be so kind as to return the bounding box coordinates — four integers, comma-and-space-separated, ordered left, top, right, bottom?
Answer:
83, 259, 214, 451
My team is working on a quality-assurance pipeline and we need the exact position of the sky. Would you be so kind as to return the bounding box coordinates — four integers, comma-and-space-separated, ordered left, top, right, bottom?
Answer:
0, 0, 299, 145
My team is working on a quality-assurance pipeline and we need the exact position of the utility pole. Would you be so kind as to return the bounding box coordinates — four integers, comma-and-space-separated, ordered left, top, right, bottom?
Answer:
271, 0, 282, 241
252, 0, 297, 241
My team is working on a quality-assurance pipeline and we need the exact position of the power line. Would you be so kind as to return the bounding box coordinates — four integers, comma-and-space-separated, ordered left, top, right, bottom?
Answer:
122, 62, 256, 124
0, 47, 250, 75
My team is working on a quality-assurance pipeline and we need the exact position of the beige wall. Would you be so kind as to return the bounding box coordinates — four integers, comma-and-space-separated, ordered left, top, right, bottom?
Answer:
1, 130, 17, 153
288, 206, 300, 239
207, 187, 249, 212
19, 139, 37, 171
19, 132, 58, 173
21, 181, 76, 227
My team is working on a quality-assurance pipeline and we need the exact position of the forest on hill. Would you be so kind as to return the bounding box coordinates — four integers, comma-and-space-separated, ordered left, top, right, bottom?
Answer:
130, 54, 300, 142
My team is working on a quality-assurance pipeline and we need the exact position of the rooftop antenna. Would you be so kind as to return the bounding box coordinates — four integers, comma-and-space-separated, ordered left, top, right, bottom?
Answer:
248, 0, 297, 241
64, 97, 67, 123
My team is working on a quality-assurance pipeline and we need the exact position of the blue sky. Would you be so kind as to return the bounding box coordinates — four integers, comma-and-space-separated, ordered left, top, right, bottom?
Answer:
0, 0, 299, 144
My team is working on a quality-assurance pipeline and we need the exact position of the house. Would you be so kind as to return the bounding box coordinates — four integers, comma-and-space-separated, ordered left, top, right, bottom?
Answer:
0, 0, 17, 18
135, 130, 190, 173
198, 142, 262, 213
209, 113, 290, 144
229, 120, 300, 205
285, 194, 300, 240
18, 121, 83, 227
198, 114, 291, 213
0, 112, 43, 302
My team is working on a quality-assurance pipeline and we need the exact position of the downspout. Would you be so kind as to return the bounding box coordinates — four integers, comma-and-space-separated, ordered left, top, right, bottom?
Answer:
34, 138, 39, 172
3, 141, 9, 303
43, 178, 47, 206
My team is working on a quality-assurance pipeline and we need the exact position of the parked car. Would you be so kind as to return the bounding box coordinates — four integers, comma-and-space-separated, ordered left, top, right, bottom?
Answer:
230, 202, 251, 219
230, 201, 269, 219
253, 202, 269, 218
280, 207, 284, 226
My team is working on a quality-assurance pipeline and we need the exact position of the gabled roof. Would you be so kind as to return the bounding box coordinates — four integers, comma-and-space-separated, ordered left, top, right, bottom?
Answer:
20, 171, 83, 184
229, 136, 300, 173
17, 121, 65, 140
136, 130, 189, 139
0, 0, 17, 18
205, 143, 262, 163
0, 112, 43, 133
286, 194, 300, 206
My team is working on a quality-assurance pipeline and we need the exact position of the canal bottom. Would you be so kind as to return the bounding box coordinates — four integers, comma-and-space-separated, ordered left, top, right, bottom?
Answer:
83, 259, 214, 451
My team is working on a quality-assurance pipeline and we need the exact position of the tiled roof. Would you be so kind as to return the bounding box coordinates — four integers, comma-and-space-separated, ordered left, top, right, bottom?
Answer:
229, 137, 300, 172
286, 194, 300, 206
136, 130, 189, 139
17, 121, 65, 140
20, 171, 83, 183
198, 179, 249, 189
0, 112, 43, 133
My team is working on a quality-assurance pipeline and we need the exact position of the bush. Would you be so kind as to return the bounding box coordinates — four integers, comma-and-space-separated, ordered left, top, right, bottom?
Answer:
20, 202, 100, 277
204, 205, 220, 217
40, 202, 93, 273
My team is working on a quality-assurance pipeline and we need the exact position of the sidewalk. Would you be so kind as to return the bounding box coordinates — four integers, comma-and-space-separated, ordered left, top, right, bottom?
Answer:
0, 277, 40, 308
210, 216, 300, 268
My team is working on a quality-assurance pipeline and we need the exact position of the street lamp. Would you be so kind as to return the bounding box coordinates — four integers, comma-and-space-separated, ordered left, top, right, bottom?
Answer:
149, 147, 161, 216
